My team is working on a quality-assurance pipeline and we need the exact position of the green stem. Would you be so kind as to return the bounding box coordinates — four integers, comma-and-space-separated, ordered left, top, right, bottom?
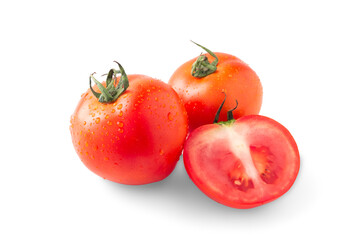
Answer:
227, 100, 238, 121
214, 92, 239, 125
89, 61, 129, 103
191, 41, 218, 78
214, 93, 226, 123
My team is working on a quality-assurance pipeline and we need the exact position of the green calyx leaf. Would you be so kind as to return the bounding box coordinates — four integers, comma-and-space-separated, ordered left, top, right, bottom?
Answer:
216, 119, 236, 126
89, 61, 129, 103
191, 41, 219, 78
214, 92, 239, 125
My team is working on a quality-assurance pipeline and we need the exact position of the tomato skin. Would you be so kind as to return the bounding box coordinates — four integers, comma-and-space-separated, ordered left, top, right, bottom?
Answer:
169, 52, 263, 132
183, 115, 300, 209
70, 75, 188, 185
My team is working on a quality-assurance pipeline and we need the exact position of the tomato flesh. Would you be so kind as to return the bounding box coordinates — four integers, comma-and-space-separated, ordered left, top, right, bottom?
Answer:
183, 115, 300, 208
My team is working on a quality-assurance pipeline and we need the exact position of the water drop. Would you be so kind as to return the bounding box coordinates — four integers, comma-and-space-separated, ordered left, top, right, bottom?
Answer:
95, 118, 100, 124
167, 112, 173, 121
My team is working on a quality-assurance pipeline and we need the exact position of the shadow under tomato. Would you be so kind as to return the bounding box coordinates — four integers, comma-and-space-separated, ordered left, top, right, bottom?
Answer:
103, 154, 311, 222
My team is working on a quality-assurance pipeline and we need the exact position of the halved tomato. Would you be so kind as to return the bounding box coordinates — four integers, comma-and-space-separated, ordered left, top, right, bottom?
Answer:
183, 115, 300, 209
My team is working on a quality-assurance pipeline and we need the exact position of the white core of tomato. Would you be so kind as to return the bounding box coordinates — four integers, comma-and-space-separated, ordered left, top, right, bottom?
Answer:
223, 126, 262, 187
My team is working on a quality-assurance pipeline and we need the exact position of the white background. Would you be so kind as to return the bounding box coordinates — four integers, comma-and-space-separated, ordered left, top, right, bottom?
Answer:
1, 0, 358, 239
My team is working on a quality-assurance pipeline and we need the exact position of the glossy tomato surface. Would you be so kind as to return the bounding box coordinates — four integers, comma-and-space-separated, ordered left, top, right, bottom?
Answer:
70, 75, 188, 185
183, 115, 300, 208
169, 52, 263, 131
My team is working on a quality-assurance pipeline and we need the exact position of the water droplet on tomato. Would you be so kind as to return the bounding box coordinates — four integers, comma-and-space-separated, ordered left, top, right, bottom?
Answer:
111, 109, 115, 113
117, 122, 124, 127
105, 115, 109, 119
83, 121, 87, 125
155, 97, 158, 101
117, 104, 123, 110
118, 129, 124, 133
104, 157, 109, 161
107, 121, 112, 126
95, 117, 100, 124
159, 149, 164, 155
119, 111, 123, 117
167, 112, 173, 121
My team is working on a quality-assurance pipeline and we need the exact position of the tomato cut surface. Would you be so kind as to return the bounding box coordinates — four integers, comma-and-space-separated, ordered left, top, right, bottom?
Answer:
183, 115, 300, 209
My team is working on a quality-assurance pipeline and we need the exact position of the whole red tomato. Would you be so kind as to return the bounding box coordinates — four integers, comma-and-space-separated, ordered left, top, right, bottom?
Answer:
169, 42, 263, 131
70, 62, 188, 185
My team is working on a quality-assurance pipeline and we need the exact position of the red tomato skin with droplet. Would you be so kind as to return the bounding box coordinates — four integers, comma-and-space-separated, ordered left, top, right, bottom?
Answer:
183, 115, 300, 209
70, 75, 188, 185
